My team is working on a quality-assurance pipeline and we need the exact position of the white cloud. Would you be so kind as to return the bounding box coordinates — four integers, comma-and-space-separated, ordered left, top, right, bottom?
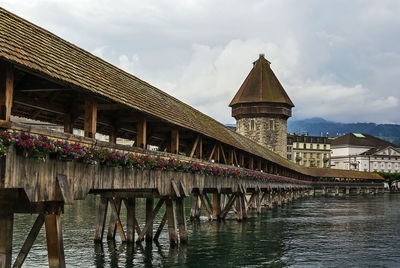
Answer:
1, 0, 400, 124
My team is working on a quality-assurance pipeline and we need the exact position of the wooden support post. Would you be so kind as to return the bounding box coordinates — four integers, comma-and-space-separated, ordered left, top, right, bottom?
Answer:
165, 199, 178, 246
249, 157, 254, 170
0, 61, 13, 123
228, 150, 234, 165
94, 196, 108, 242
241, 194, 248, 219
171, 129, 179, 154
44, 213, 65, 268
63, 115, 74, 134
215, 144, 220, 163
175, 198, 188, 243
136, 119, 147, 149
235, 193, 243, 221
190, 192, 199, 221
239, 154, 244, 167
126, 198, 135, 243
197, 137, 203, 159
145, 198, 154, 242
13, 214, 45, 268
195, 194, 202, 218
212, 193, 221, 220
154, 211, 167, 242
84, 97, 97, 138
109, 126, 117, 143
0, 212, 13, 268
256, 192, 261, 214
257, 159, 262, 171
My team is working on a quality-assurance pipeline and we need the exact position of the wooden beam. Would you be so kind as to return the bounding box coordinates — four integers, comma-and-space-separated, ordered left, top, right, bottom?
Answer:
171, 180, 181, 198
0, 212, 13, 268
136, 199, 165, 242
154, 211, 167, 241
94, 196, 108, 242
107, 198, 122, 240
18, 88, 73, 93
208, 144, 216, 162
84, 97, 97, 138
108, 198, 126, 242
170, 129, 179, 154
220, 194, 236, 219
199, 195, 212, 221
13, 214, 45, 268
0, 61, 14, 122
233, 150, 238, 166
136, 119, 147, 149
44, 213, 66, 268
220, 144, 227, 164
189, 135, 200, 158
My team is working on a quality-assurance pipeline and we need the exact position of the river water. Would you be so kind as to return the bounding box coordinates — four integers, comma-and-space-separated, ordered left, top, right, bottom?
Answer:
12, 193, 400, 267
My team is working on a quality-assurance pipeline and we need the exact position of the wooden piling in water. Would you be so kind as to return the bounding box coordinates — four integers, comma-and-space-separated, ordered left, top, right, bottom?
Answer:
44, 213, 65, 268
165, 199, 178, 246
0, 212, 13, 268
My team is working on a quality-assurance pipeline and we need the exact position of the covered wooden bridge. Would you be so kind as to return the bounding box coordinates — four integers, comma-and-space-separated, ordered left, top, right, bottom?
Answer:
0, 7, 383, 268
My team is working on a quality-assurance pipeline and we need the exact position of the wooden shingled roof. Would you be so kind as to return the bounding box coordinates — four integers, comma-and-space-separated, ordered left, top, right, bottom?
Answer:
0, 8, 382, 181
229, 54, 294, 107
305, 167, 383, 180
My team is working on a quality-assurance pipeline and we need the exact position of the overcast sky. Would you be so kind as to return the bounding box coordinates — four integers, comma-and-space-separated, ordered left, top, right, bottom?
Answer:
2, 0, 400, 124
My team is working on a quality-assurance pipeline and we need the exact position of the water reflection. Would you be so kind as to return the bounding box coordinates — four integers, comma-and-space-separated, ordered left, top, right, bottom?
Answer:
11, 194, 400, 267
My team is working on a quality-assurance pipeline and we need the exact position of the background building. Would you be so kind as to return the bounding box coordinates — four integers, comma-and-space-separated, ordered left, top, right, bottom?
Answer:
331, 133, 400, 172
287, 134, 331, 168
229, 54, 294, 158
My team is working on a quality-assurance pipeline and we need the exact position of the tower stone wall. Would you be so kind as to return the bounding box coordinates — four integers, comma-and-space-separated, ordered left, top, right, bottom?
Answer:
236, 117, 287, 158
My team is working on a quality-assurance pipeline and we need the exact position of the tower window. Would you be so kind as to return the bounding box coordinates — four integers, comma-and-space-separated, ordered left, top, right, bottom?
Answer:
269, 119, 274, 130
250, 119, 255, 131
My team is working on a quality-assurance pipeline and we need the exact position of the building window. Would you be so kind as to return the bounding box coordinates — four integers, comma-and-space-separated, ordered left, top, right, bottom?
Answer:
317, 153, 320, 158
317, 161, 320, 167
310, 153, 314, 158
317, 144, 320, 149
269, 120, 274, 130
323, 144, 326, 150
250, 120, 255, 131
304, 143, 306, 149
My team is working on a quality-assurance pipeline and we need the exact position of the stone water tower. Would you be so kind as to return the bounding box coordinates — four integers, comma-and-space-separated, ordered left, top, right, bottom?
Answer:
229, 54, 294, 158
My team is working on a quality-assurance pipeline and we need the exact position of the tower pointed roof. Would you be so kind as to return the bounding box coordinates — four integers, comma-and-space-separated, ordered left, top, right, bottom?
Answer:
229, 54, 294, 107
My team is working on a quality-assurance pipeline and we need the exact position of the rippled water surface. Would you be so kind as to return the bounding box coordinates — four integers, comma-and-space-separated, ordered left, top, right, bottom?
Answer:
12, 193, 400, 267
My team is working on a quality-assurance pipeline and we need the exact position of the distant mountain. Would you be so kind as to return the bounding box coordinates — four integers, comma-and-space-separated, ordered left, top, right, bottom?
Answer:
287, 117, 400, 145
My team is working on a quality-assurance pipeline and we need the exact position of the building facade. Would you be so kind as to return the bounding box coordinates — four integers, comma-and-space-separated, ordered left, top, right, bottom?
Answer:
287, 134, 331, 168
331, 133, 400, 172
229, 54, 294, 158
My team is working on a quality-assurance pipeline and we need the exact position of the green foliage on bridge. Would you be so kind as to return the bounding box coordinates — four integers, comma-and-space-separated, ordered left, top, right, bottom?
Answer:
377, 172, 400, 187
